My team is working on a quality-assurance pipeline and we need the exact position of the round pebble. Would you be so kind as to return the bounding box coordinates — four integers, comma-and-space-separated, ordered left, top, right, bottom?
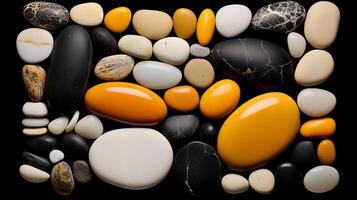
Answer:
104, 7, 131, 33
249, 169, 275, 194
303, 165, 339, 193
317, 139, 336, 165
184, 59, 215, 89
153, 37, 190, 66
164, 85, 199, 112
70, 2, 103, 26
48, 116, 68, 135
287, 32, 306, 58
75, 115, 103, 139
49, 149, 64, 164
173, 8, 197, 39
221, 174, 249, 194
297, 88, 336, 117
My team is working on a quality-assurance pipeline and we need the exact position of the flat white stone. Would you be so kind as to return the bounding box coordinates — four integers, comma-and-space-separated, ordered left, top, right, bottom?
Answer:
153, 37, 190, 65
65, 111, 80, 133
190, 43, 210, 57
22, 118, 49, 127
19, 164, 50, 183
221, 173, 249, 194
133, 61, 182, 90
75, 115, 103, 139
70, 2, 103, 26
118, 35, 153, 59
295, 50, 334, 86
22, 102, 48, 117
297, 88, 336, 117
48, 116, 68, 135
287, 32, 306, 58
215, 4, 252, 38
248, 169, 275, 194
16, 28, 53, 63
304, 165, 339, 193
89, 128, 173, 190
49, 149, 65, 164
23, 127, 47, 136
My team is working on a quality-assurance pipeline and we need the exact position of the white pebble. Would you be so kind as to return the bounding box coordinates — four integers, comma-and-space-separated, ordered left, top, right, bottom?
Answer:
49, 149, 65, 164
19, 164, 50, 183
48, 116, 68, 135
65, 111, 80, 133
75, 115, 103, 139
248, 169, 275, 194
22, 102, 48, 117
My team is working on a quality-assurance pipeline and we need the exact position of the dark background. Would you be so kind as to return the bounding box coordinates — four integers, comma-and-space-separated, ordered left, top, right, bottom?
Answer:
11, 0, 354, 199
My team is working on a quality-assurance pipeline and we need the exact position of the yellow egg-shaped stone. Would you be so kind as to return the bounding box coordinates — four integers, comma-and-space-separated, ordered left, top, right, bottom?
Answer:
317, 139, 336, 165
104, 7, 131, 33
196, 9, 215, 46
200, 79, 240, 120
164, 85, 199, 112
173, 8, 197, 39
217, 92, 300, 171
85, 82, 167, 126
300, 118, 336, 138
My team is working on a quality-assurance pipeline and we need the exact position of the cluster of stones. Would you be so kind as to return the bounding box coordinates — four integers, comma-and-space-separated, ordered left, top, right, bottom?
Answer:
17, 1, 340, 196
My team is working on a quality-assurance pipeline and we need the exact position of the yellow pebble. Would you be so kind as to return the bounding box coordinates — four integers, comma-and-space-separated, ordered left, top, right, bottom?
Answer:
317, 139, 336, 165
173, 8, 197, 39
300, 118, 336, 138
164, 85, 199, 112
196, 9, 215, 46
104, 7, 132, 33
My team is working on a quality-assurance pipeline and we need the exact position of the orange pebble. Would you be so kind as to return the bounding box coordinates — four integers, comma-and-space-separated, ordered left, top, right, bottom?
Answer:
173, 8, 197, 39
164, 86, 199, 112
196, 9, 215, 46
104, 7, 132, 33
317, 139, 336, 165
300, 118, 336, 138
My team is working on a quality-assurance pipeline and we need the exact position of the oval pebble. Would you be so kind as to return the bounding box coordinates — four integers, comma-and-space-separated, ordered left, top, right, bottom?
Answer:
51, 161, 75, 196
26, 135, 57, 155
22, 118, 49, 127
104, 7, 132, 33
72, 160, 93, 184
196, 9, 215, 46
173, 8, 197, 39
190, 43, 210, 57
22, 102, 48, 117
303, 165, 339, 193
22, 151, 51, 172
49, 149, 64, 164
70, 2, 103, 26
75, 115, 103, 139
61, 134, 89, 159
291, 141, 316, 170
118, 35, 152, 59
164, 86, 199, 112
300, 118, 336, 138
23, 127, 47, 136
22, 65, 46, 102
90, 27, 117, 56
19, 164, 50, 183
48, 116, 68, 135
275, 162, 303, 192
184, 59, 215, 89
221, 174, 249, 194
287, 32, 306, 58
153, 37, 190, 66
317, 139, 336, 165
249, 169, 275, 194
94, 54, 134, 81
65, 111, 80, 133
297, 88, 336, 117
162, 114, 200, 143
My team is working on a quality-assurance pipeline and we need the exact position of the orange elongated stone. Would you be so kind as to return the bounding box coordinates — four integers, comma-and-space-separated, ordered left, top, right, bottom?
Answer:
164, 86, 199, 112
300, 118, 336, 138
85, 82, 167, 126
217, 92, 300, 171
196, 9, 215, 46
104, 7, 131, 33
317, 139, 336, 165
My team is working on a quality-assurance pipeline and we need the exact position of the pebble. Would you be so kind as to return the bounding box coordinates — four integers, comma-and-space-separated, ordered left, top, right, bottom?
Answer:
19, 164, 50, 183
215, 4, 252, 38
287, 32, 306, 58
173, 8, 197, 39
184, 59, 215, 89
51, 161, 75, 196
164, 86, 199, 112
198, 122, 217, 145
22, 64, 46, 102
26, 135, 57, 155
75, 115, 103, 139
291, 141, 316, 170
190, 43, 210, 57
23, 102, 48, 117
218, 92, 300, 170
118, 35, 152, 59
22, 118, 49, 127
251, 1, 306, 33
196, 9, 215, 46
248, 169, 275, 194
153, 37, 190, 65
275, 162, 303, 192
89, 128, 173, 190
23, 1, 69, 30
16, 28, 53, 63
49, 149, 64, 164
317, 139, 336, 165
200, 79, 240, 119
70, 2, 103, 26
303, 165, 339, 193
132, 10, 172, 40
65, 111, 80, 133
61, 134, 89, 159
94, 54, 134, 81
104, 7, 131, 33
22, 151, 51, 172
90, 27, 117, 56
133, 61, 182, 90
300, 118, 336, 138
23, 127, 47, 136
297, 88, 336, 117
72, 160, 93, 184
295, 50, 334, 86
221, 174, 249, 194
48, 116, 68, 135
85, 82, 167, 126
304, 1, 340, 49
173, 141, 221, 195
162, 114, 200, 143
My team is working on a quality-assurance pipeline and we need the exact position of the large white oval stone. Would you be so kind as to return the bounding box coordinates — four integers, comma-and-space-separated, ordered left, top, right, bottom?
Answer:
153, 37, 190, 65
304, 165, 339, 193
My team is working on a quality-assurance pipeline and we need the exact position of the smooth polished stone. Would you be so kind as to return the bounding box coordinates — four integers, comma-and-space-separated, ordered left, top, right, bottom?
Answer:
275, 162, 303, 192
153, 37, 190, 65
164, 86, 199, 112
118, 35, 152, 59
218, 92, 300, 170
297, 88, 336, 117
22, 65, 46, 101
70, 2, 103, 26
46, 25, 92, 115
19, 164, 50, 183
89, 128, 173, 190
85, 82, 167, 126
48, 116, 68, 135
249, 169, 275, 194
300, 118, 336, 138
317, 139, 336, 165
23, 1, 69, 30
173, 8, 197, 39
287, 32, 306, 58
74, 115, 103, 139
61, 134, 89, 159
94, 54, 134, 81
198, 122, 217, 145
65, 111, 80, 133
190, 43, 210, 57
23, 127, 47, 136
51, 161, 75, 196
72, 160, 93, 184
104, 7, 131, 33
291, 141, 316, 169
200, 79, 240, 120
26, 135, 57, 155
162, 114, 200, 143
303, 165, 339, 193
49, 149, 64, 164
210, 38, 294, 90
221, 174, 249, 194
304, 1, 340, 49
184, 59, 215, 89
22, 102, 48, 117
90, 27, 117, 56
22, 118, 49, 127
196, 9, 215, 46
22, 151, 51, 171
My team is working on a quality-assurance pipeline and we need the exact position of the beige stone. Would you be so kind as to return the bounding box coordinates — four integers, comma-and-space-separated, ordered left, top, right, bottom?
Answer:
22, 65, 46, 101
95, 54, 134, 81
184, 59, 214, 88
118, 35, 152, 59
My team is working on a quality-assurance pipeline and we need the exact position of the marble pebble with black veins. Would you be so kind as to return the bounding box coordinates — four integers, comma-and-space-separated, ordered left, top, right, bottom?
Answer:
162, 114, 200, 143
22, 151, 51, 172
251, 1, 305, 33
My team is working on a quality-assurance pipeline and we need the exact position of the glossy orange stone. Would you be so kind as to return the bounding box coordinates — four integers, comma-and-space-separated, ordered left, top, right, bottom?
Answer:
104, 7, 132, 33
317, 139, 336, 165
85, 82, 167, 126
173, 8, 197, 39
196, 9, 215, 46
164, 86, 199, 112
300, 118, 336, 138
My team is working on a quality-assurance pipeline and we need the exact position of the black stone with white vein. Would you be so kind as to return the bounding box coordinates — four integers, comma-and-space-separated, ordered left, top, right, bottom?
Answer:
209, 38, 294, 90
173, 141, 221, 196
162, 114, 200, 143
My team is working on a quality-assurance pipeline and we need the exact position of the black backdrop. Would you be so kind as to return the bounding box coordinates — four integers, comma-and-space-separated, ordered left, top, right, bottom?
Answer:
11, 0, 354, 199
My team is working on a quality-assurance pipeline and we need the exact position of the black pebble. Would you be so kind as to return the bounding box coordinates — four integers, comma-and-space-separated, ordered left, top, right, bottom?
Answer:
275, 162, 303, 192
72, 160, 93, 184
162, 114, 200, 144
198, 122, 217, 145
291, 141, 316, 170
91, 27, 117, 56
22, 151, 51, 172
61, 134, 89, 160
26, 135, 57, 155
